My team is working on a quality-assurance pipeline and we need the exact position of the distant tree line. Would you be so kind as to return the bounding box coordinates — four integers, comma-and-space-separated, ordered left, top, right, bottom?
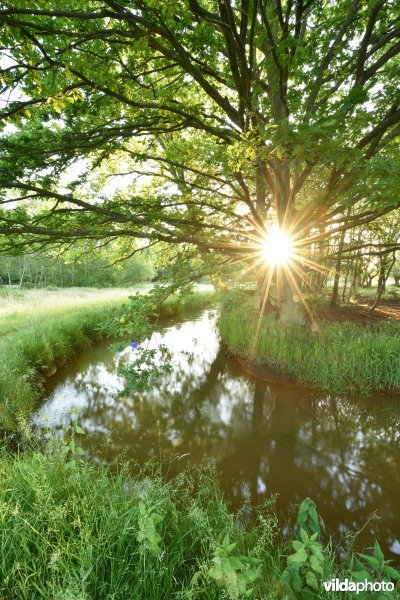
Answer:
0, 253, 153, 288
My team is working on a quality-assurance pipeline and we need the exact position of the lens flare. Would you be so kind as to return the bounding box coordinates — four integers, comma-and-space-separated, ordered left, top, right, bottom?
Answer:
262, 225, 293, 266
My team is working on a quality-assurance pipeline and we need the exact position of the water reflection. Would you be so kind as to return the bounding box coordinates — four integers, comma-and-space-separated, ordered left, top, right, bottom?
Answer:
34, 309, 400, 560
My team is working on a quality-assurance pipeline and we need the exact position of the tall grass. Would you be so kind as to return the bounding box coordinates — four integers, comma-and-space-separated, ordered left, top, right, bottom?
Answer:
0, 446, 283, 599
218, 292, 400, 393
0, 286, 151, 336
1, 443, 398, 599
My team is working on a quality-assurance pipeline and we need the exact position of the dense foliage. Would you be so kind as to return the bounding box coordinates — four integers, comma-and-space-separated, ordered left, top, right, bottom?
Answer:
0, 1, 400, 306
0, 250, 153, 287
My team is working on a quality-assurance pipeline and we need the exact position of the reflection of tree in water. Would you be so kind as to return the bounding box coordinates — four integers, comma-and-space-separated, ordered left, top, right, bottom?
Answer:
74, 347, 255, 466
37, 311, 400, 561
218, 383, 400, 560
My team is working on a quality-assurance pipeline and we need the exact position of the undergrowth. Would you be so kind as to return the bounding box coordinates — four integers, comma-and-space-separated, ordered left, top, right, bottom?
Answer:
0, 444, 281, 599
0, 441, 398, 599
218, 291, 400, 394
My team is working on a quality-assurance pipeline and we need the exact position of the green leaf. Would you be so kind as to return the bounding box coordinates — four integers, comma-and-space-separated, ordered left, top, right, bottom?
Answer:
292, 540, 304, 552
351, 570, 373, 583
306, 570, 319, 591
310, 555, 323, 574
373, 542, 384, 563
383, 565, 400, 580
228, 557, 244, 571
288, 548, 308, 564
300, 528, 309, 543
358, 553, 380, 570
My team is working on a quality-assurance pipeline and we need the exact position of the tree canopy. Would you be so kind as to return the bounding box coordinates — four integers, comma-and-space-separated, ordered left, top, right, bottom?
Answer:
0, 0, 400, 298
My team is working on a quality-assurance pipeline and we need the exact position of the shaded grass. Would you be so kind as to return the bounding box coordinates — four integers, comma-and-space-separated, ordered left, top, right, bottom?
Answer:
218, 292, 400, 394
354, 284, 400, 301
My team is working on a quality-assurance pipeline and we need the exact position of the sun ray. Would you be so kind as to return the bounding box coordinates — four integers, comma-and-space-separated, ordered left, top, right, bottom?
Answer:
296, 256, 331, 275
251, 267, 276, 356
282, 262, 319, 328
221, 214, 334, 344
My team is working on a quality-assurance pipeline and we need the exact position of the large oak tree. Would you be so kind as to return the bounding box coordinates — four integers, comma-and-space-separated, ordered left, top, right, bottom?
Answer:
1, 0, 400, 318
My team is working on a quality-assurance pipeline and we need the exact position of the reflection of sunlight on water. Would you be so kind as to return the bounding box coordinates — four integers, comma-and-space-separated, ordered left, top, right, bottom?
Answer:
34, 310, 242, 430
34, 362, 125, 428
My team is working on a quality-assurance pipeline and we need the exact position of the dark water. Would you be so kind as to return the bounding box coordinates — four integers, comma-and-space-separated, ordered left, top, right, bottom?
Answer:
34, 309, 400, 560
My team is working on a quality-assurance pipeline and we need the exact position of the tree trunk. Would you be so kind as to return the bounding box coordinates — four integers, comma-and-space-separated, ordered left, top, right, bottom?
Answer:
7, 258, 12, 286
341, 262, 350, 302
276, 271, 304, 325
371, 254, 395, 311
377, 269, 385, 294
18, 256, 26, 288
365, 274, 373, 288
273, 159, 305, 325
350, 256, 361, 298
330, 226, 346, 307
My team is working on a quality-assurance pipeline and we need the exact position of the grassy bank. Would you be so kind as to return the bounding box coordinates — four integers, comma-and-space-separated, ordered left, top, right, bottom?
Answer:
218, 292, 400, 394
1, 443, 398, 599
0, 286, 214, 428
0, 285, 151, 335
0, 288, 145, 429
0, 448, 272, 599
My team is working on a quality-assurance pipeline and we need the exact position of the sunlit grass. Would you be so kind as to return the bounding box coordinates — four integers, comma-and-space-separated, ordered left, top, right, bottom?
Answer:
0, 286, 151, 336
219, 292, 400, 394
0, 446, 282, 599
1, 442, 398, 599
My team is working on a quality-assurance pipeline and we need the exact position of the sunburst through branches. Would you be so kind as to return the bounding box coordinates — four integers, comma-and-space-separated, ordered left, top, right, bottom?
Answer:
262, 225, 294, 266
226, 217, 332, 356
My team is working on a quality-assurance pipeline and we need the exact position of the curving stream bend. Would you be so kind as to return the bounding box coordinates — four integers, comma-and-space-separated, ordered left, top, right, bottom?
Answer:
34, 309, 400, 561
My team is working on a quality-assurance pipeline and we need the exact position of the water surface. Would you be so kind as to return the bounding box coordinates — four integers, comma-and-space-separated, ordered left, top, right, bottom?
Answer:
34, 309, 400, 560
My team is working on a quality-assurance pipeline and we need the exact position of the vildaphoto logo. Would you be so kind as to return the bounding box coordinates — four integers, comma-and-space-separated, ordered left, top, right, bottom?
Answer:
323, 578, 395, 594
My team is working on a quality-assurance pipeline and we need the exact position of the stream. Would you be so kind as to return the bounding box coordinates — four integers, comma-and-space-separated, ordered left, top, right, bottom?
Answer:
34, 308, 400, 560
